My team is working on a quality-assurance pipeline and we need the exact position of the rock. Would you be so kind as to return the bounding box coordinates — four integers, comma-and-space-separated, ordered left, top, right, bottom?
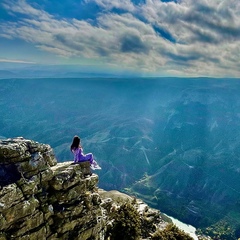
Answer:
99, 189, 134, 204
0, 183, 24, 211
0, 137, 184, 240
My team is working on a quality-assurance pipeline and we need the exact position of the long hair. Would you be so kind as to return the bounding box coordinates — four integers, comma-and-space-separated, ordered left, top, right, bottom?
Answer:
70, 135, 80, 151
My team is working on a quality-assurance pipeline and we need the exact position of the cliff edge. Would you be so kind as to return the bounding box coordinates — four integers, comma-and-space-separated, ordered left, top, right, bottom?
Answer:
0, 137, 195, 240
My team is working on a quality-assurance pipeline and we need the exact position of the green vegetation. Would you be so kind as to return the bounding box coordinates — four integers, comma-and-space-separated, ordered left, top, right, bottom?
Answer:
197, 220, 236, 240
106, 200, 194, 240
107, 201, 141, 240
150, 223, 193, 240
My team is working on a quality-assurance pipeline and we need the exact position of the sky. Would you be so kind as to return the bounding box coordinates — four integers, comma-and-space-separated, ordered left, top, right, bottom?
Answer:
0, 0, 240, 77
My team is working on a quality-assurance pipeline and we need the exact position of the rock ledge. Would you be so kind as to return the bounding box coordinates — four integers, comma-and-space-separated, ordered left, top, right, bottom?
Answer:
0, 138, 166, 240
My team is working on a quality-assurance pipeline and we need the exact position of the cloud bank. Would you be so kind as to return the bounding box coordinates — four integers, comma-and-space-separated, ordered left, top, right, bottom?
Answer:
0, 0, 240, 77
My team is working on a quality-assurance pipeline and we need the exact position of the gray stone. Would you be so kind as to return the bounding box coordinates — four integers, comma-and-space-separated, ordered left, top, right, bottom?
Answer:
0, 138, 177, 240
3, 197, 39, 227
0, 183, 24, 210
9, 211, 44, 238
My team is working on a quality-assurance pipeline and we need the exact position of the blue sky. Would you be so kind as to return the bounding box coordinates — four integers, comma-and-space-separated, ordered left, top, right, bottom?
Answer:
0, 0, 240, 77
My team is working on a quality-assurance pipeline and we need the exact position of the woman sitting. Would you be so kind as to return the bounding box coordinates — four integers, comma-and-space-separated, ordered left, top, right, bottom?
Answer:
70, 135, 101, 170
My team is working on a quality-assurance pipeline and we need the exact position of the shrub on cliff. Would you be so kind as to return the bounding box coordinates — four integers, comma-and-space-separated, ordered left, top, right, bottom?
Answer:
197, 220, 236, 240
108, 201, 141, 240
150, 223, 193, 240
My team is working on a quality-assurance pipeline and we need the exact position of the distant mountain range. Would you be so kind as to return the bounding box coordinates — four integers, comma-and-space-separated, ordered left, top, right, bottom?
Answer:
1, 77, 240, 238
0, 70, 18, 78
0, 64, 140, 78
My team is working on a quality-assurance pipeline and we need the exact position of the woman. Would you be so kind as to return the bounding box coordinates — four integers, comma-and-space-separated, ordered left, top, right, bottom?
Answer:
70, 135, 101, 169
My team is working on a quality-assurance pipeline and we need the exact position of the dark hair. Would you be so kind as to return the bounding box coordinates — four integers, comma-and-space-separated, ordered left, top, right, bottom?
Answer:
70, 135, 80, 151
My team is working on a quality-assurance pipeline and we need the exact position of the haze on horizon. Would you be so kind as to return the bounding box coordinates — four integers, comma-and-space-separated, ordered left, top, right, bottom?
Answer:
0, 0, 240, 78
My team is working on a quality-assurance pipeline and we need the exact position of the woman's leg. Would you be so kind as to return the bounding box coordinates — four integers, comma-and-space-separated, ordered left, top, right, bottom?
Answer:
81, 153, 94, 164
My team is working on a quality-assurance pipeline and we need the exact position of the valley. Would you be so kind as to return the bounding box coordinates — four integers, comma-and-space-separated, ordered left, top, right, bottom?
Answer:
1, 77, 240, 238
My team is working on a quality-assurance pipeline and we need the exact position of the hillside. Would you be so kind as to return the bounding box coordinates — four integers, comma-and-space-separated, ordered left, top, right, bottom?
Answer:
1, 77, 240, 238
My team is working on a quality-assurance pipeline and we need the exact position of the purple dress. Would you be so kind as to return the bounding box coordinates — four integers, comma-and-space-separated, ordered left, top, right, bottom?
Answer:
72, 148, 93, 164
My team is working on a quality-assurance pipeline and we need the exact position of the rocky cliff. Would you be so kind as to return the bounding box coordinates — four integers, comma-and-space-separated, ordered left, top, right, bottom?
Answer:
0, 137, 178, 240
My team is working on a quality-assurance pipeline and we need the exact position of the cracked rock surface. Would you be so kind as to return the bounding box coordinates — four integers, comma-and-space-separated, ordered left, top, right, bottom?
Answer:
0, 137, 167, 240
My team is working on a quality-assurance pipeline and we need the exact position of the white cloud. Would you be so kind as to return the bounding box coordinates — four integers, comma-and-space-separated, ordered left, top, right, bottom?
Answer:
85, 0, 136, 12
1, 0, 240, 77
2, 0, 52, 20
0, 58, 36, 64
